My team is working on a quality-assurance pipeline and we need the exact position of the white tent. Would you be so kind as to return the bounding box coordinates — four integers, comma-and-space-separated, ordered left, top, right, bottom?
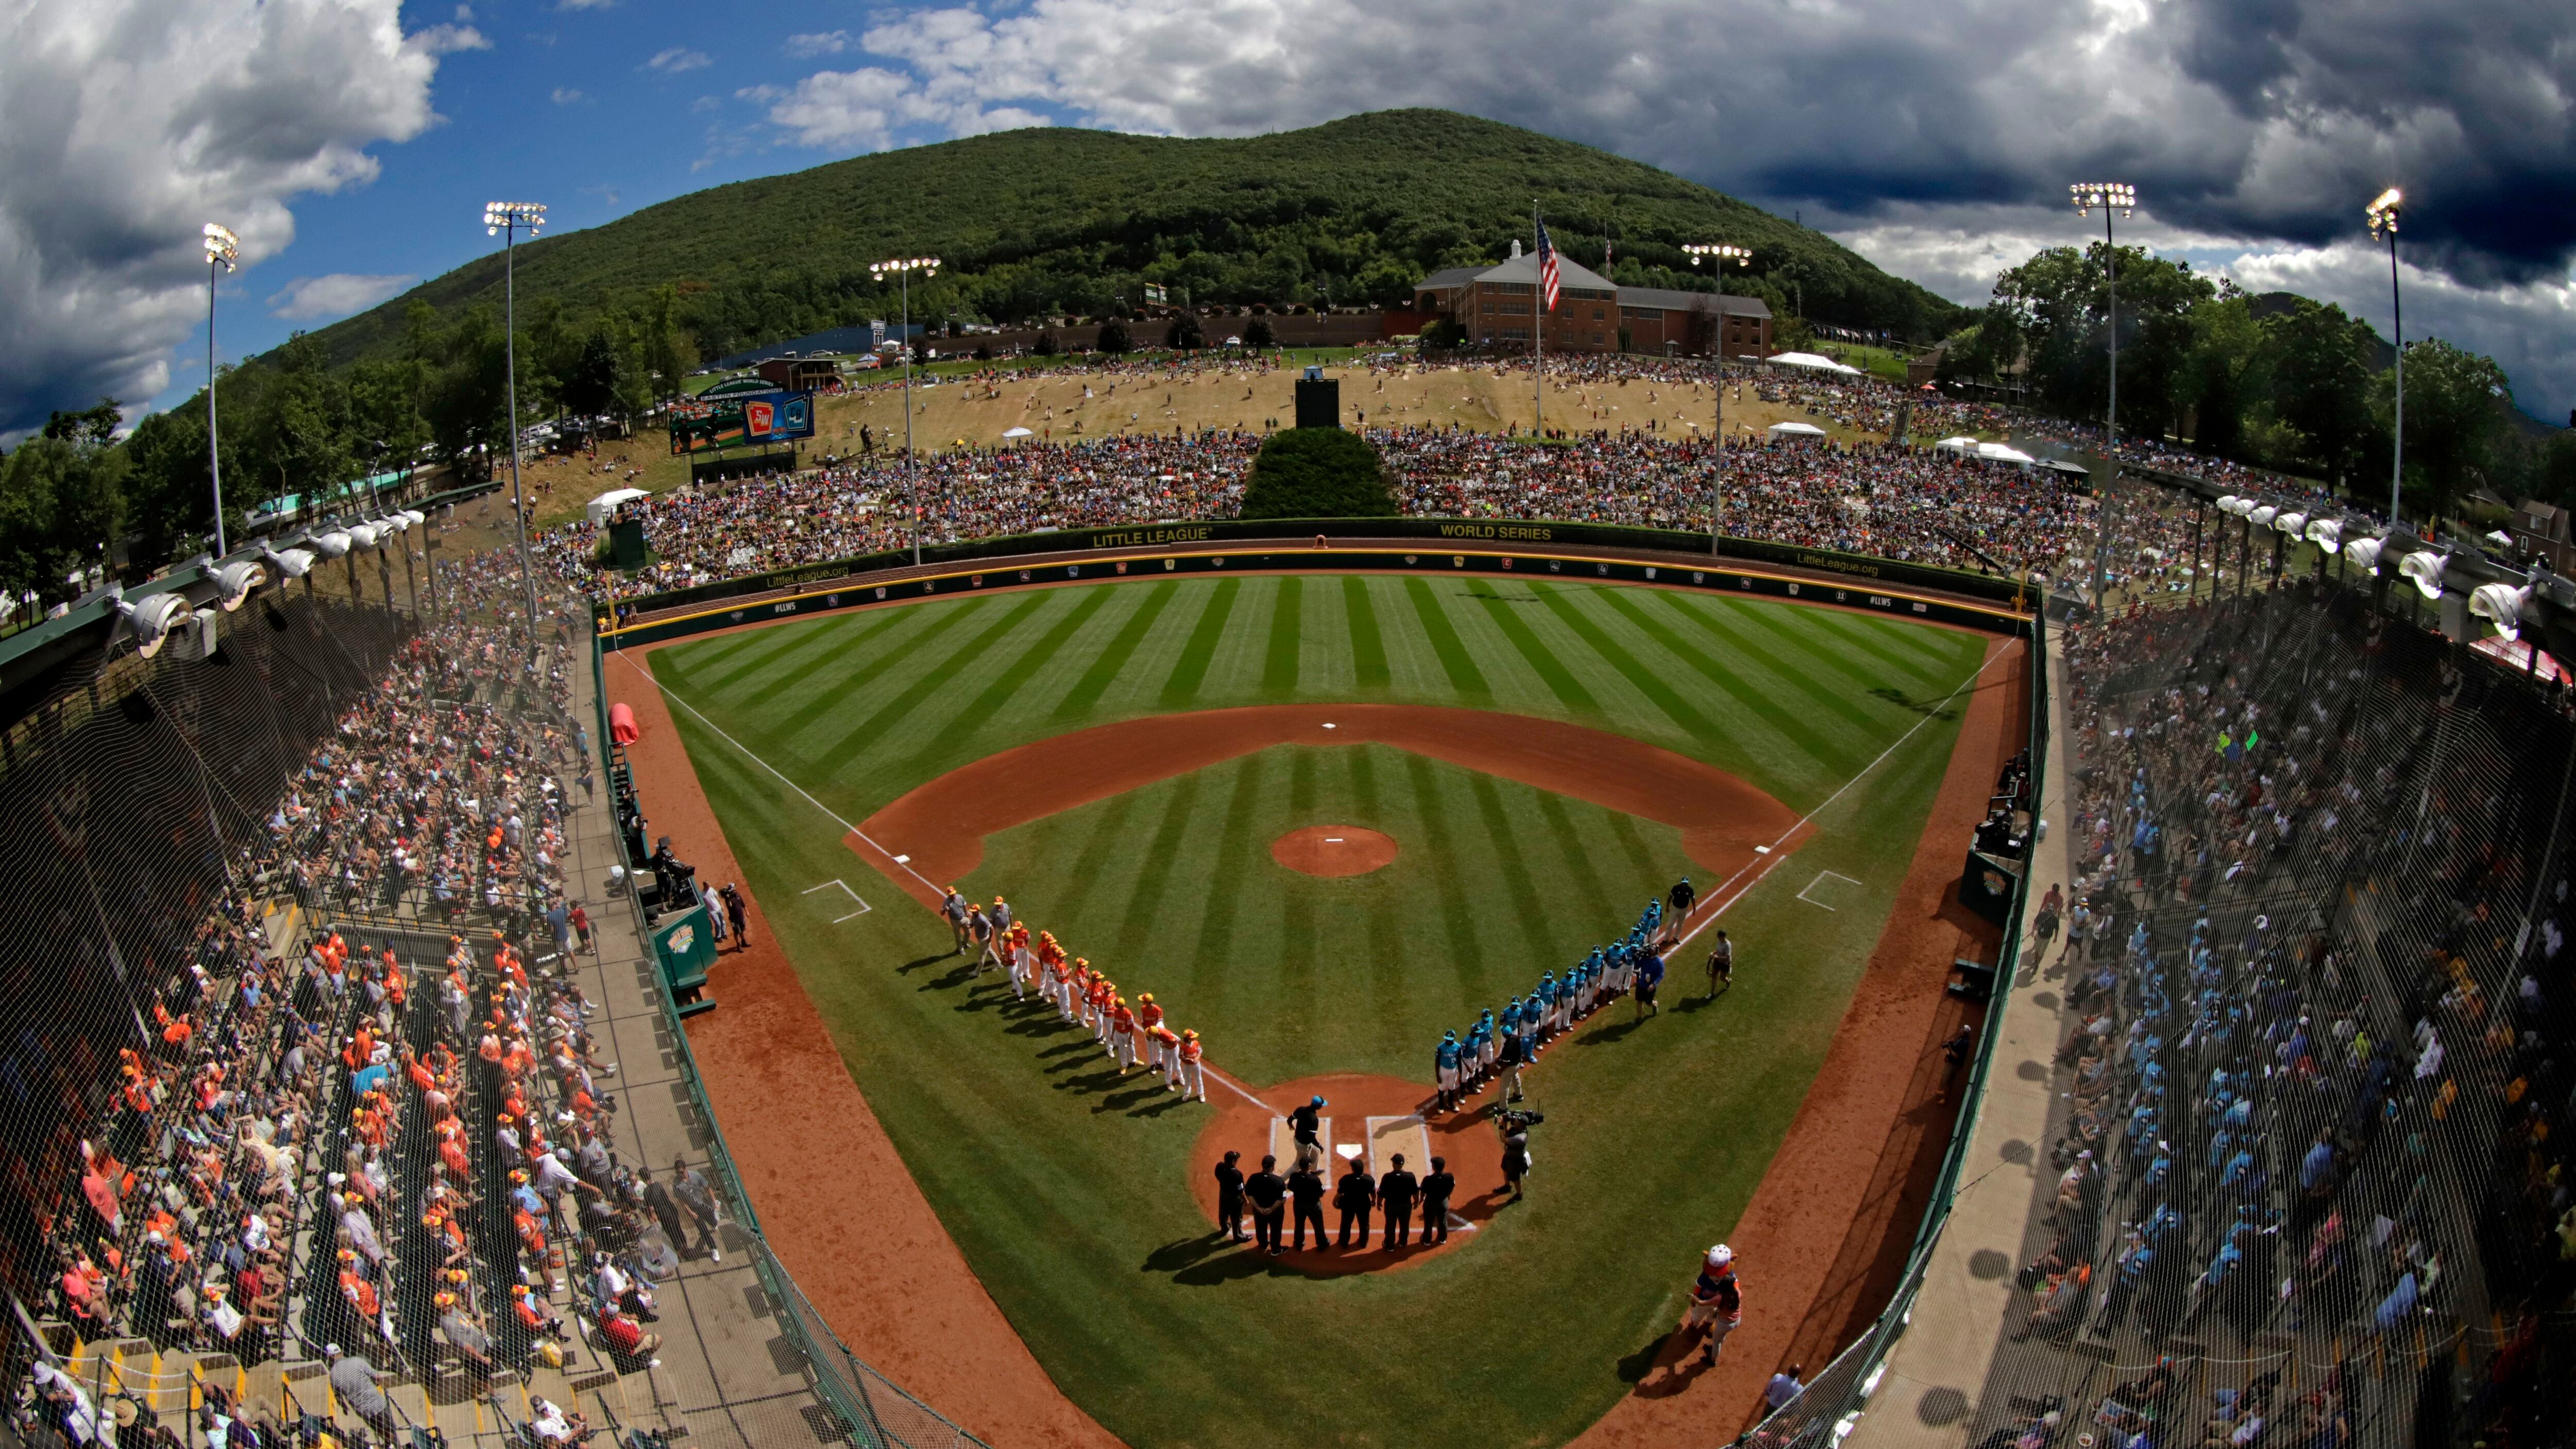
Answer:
1933, 435, 1980, 452
586, 487, 649, 526
1766, 421, 1830, 439
1002, 426, 1035, 440
1974, 442, 2037, 465
1768, 351, 1865, 377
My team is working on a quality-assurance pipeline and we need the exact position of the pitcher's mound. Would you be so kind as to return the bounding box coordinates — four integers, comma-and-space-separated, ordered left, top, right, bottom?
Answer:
1271, 825, 1398, 878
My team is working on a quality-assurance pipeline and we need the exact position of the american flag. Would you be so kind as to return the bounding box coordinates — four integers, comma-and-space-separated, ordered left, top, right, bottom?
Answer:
1535, 221, 1561, 313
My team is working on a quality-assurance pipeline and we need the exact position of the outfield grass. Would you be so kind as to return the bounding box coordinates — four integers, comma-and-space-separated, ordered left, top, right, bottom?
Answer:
651, 574, 1989, 1448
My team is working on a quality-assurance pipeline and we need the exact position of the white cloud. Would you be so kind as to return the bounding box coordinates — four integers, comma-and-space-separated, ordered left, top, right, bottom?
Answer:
557, 0, 614, 9
690, 94, 721, 113
0, 0, 456, 434
787, 31, 851, 57
552, 87, 586, 105
266, 272, 417, 322
409, 21, 489, 56
646, 46, 710, 74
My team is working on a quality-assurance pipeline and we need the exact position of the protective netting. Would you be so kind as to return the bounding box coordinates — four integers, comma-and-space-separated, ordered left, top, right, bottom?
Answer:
1756, 568, 2576, 1448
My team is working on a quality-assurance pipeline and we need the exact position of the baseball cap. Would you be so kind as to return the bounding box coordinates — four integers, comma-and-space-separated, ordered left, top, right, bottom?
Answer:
1706, 1244, 1734, 1267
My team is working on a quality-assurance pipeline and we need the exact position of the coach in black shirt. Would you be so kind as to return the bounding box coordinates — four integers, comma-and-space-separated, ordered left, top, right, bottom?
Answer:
1377, 1154, 1419, 1248
1287, 1164, 1327, 1251
1419, 1156, 1455, 1244
1243, 1156, 1287, 1255
1212, 1151, 1246, 1242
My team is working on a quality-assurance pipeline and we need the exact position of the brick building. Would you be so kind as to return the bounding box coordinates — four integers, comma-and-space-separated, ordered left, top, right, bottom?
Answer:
1414, 245, 1773, 357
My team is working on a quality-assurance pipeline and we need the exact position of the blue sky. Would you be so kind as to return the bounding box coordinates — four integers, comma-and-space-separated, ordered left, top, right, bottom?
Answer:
8, 0, 2571, 440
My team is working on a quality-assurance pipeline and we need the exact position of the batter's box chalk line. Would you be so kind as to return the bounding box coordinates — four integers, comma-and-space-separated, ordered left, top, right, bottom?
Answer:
801, 879, 872, 922
1796, 870, 1864, 911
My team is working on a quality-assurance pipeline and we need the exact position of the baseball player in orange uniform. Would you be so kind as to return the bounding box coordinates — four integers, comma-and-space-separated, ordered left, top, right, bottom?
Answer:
1108, 996, 1137, 1070
1136, 993, 1166, 1070
1007, 922, 1034, 1000
1177, 1029, 1207, 1101
1154, 1024, 1183, 1090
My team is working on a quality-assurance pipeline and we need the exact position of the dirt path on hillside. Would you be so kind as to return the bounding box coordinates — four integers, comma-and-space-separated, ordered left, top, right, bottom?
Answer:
850, 703, 1804, 911
609, 644, 1125, 1449
1565, 636, 2021, 1447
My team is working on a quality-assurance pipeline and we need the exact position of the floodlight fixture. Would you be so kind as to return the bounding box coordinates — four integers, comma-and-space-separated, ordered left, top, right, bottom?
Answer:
1683, 244, 1751, 267
202, 223, 240, 271
204, 223, 243, 556
2469, 581, 2530, 640
2398, 548, 2446, 599
112, 588, 196, 659
2249, 504, 2278, 529
2070, 183, 2136, 218
259, 542, 315, 580
2344, 536, 2385, 575
2217, 494, 2241, 514
2304, 516, 2344, 550
2274, 511, 2308, 537
2366, 188, 2402, 239
1686, 243, 1754, 548
211, 559, 265, 611
483, 200, 547, 237
310, 527, 352, 559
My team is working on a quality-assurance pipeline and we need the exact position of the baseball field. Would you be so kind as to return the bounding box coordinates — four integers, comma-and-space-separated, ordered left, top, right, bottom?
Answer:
621, 571, 2004, 1447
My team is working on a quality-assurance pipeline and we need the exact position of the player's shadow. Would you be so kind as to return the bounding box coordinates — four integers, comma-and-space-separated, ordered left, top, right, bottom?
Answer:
1141, 1235, 1231, 1275
1574, 1017, 1648, 1046
1870, 685, 1958, 720
892, 953, 950, 976
1673, 990, 1729, 1014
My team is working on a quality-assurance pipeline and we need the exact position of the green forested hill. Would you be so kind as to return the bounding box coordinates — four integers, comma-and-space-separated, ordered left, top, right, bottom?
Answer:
301, 109, 1964, 366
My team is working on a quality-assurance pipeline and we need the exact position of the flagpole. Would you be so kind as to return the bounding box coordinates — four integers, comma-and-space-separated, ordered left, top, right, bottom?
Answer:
1532, 201, 1544, 441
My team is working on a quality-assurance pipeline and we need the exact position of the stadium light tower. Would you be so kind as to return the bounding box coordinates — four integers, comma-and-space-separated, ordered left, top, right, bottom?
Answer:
2072, 182, 2134, 609
202, 224, 240, 558
2367, 188, 2405, 531
1685, 244, 1752, 548
870, 256, 940, 565
483, 200, 547, 646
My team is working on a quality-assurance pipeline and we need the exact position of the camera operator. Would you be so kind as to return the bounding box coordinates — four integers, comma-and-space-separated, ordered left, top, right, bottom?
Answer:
1497, 1105, 1542, 1201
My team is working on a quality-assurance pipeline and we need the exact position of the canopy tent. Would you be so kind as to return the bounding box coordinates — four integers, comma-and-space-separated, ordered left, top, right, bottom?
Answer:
1002, 427, 1035, 440
1932, 435, 1980, 452
1766, 422, 1831, 439
2039, 458, 2093, 479
1975, 442, 2037, 465
1767, 351, 1865, 377
586, 487, 649, 526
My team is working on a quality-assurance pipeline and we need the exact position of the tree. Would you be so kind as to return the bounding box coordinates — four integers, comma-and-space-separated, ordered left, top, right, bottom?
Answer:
43, 398, 124, 445
1238, 428, 1397, 518
1033, 329, 1060, 357
1163, 313, 1206, 350
2260, 299, 2380, 483
1096, 317, 1133, 354
2379, 338, 2510, 525
560, 330, 624, 419
1242, 315, 1277, 350
0, 436, 126, 601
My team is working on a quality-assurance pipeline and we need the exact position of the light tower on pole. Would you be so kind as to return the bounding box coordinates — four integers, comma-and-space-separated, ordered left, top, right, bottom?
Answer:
870, 256, 940, 565
2071, 182, 2135, 610
1685, 244, 1751, 548
202, 224, 240, 558
483, 200, 547, 646
2367, 188, 2405, 531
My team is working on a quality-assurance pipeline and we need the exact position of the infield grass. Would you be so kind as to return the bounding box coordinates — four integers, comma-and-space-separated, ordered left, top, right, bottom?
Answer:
651, 574, 1990, 1448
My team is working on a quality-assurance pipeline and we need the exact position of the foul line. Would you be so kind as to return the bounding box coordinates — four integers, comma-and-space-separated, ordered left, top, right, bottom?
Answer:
1667, 642, 2015, 955
614, 653, 945, 899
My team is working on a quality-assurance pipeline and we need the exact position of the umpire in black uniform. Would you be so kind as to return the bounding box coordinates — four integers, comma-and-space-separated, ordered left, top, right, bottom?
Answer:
1244, 1156, 1287, 1255
1420, 1157, 1455, 1244
1287, 1162, 1328, 1251
1377, 1154, 1419, 1248
1333, 1157, 1376, 1248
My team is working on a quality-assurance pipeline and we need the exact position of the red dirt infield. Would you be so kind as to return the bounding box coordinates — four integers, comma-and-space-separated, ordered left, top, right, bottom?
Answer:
1269, 824, 1400, 877
846, 703, 1806, 912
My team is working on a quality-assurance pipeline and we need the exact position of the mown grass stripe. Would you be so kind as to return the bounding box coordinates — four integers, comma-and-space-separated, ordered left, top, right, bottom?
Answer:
1634, 591, 1882, 735
1534, 793, 1613, 926
1158, 578, 1241, 707
1262, 577, 1304, 696
1190, 754, 1269, 1016
1467, 773, 1555, 962
1529, 583, 1749, 753
1468, 583, 1596, 712
1115, 770, 1204, 961
1342, 576, 1391, 689
1403, 752, 1485, 999
1672, 593, 1902, 703
920, 589, 1115, 768
1777, 602, 1950, 684
1402, 577, 1490, 698
769, 598, 982, 739
1055, 581, 1178, 718
811, 595, 1043, 766
702, 608, 891, 694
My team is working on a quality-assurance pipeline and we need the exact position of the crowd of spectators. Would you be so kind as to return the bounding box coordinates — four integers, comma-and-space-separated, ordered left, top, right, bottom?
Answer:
1978, 577, 2570, 1444
22, 564, 717, 1444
